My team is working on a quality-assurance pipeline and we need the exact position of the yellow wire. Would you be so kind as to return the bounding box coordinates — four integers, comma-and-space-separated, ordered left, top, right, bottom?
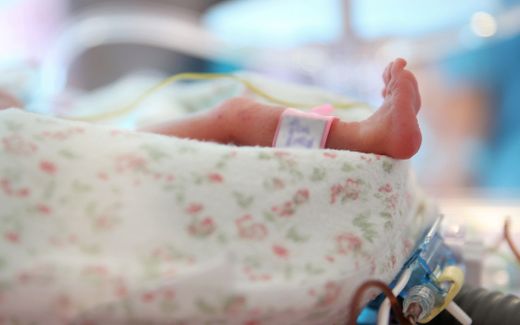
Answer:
66, 72, 371, 122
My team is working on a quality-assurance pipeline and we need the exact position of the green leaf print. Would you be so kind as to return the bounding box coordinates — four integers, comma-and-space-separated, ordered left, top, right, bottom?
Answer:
341, 162, 355, 172
178, 146, 197, 154
244, 255, 261, 268
85, 201, 97, 217
141, 144, 170, 161
382, 160, 394, 173
79, 244, 102, 255
286, 226, 310, 243
196, 299, 216, 314
232, 192, 254, 209
353, 214, 377, 243
304, 263, 325, 275
216, 233, 228, 244
0, 257, 6, 270
263, 211, 276, 223
43, 180, 56, 200
4, 120, 22, 132
58, 149, 79, 159
258, 152, 272, 160
380, 212, 393, 230
72, 179, 92, 193
310, 167, 326, 182
284, 265, 294, 280
160, 300, 177, 313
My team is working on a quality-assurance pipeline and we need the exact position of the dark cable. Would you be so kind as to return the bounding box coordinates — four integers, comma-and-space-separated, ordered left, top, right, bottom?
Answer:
428, 285, 520, 325
347, 280, 412, 325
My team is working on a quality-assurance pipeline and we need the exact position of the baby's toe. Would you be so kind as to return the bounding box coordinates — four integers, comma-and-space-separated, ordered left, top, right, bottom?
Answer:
383, 62, 393, 84
390, 58, 407, 77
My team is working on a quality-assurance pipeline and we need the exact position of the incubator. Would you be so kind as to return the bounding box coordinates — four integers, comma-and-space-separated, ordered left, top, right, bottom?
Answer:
1, 3, 519, 325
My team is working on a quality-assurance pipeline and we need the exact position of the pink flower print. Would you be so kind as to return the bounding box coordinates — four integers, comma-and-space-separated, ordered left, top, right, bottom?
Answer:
40, 160, 57, 174
317, 282, 341, 307
110, 130, 124, 137
336, 233, 362, 255
293, 188, 310, 204
244, 267, 272, 282
264, 177, 286, 190
18, 271, 31, 284
40, 127, 84, 140
142, 291, 156, 303
272, 177, 285, 189
84, 265, 109, 276
272, 245, 289, 259
185, 202, 204, 215
330, 184, 342, 204
361, 155, 373, 163
0, 178, 11, 195
2, 135, 37, 155
271, 201, 295, 217
115, 284, 128, 298
378, 183, 393, 193
67, 234, 78, 244
330, 178, 362, 203
403, 239, 413, 253
151, 247, 166, 259
97, 172, 109, 181
207, 172, 223, 183
323, 152, 337, 159
49, 236, 64, 247
4, 231, 20, 243
390, 255, 397, 268
55, 294, 72, 311
0, 179, 29, 198
243, 321, 260, 325
235, 215, 268, 240
162, 288, 175, 301
37, 203, 52, 215
369, 257, 377, 275
115, 153, 146, 172
16, 187, 30, 198
344, 178, 361, 198
274, 151, 289, 158
187, 217, 216, 237
93, 215, 117, 230
111, 277, 128, 298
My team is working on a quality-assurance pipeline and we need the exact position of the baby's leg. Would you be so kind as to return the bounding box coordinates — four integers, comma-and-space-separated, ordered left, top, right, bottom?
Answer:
0, 91, 21, 110
146, 58, 422, 159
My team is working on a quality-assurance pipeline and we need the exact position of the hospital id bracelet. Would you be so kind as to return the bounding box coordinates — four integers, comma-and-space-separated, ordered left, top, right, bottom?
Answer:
273, 104, 338, 149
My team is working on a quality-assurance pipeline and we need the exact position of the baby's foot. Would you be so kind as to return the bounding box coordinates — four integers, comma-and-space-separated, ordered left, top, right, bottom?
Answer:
327, 58, 422, 159
368, 58, 422, 159
0, 90, 22, 110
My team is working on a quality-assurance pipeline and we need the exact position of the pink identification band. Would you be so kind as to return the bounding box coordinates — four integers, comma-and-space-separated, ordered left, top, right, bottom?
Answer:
272, 104, 338, 149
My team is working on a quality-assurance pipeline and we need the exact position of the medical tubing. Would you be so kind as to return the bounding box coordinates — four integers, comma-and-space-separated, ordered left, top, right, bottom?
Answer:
67, 73, 371, 122
428, 285, 520, 325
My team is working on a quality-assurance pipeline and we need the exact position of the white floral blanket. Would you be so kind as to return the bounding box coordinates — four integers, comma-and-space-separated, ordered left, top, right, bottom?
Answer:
0, 108, 435, 324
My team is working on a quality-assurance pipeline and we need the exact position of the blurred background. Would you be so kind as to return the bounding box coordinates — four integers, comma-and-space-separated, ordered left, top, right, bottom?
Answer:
0, 0, 519, 292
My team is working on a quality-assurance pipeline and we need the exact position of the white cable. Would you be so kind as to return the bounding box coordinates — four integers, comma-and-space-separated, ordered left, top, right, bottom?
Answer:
446, 301, 472, 325
377, 267, 413, 325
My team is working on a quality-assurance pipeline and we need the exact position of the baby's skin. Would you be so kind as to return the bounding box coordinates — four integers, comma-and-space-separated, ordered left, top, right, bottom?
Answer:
0, 58, 421, 159
146, 58, 421, 159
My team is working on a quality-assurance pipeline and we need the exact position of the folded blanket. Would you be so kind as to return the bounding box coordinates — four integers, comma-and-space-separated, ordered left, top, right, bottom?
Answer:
0, 109, 436, 324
